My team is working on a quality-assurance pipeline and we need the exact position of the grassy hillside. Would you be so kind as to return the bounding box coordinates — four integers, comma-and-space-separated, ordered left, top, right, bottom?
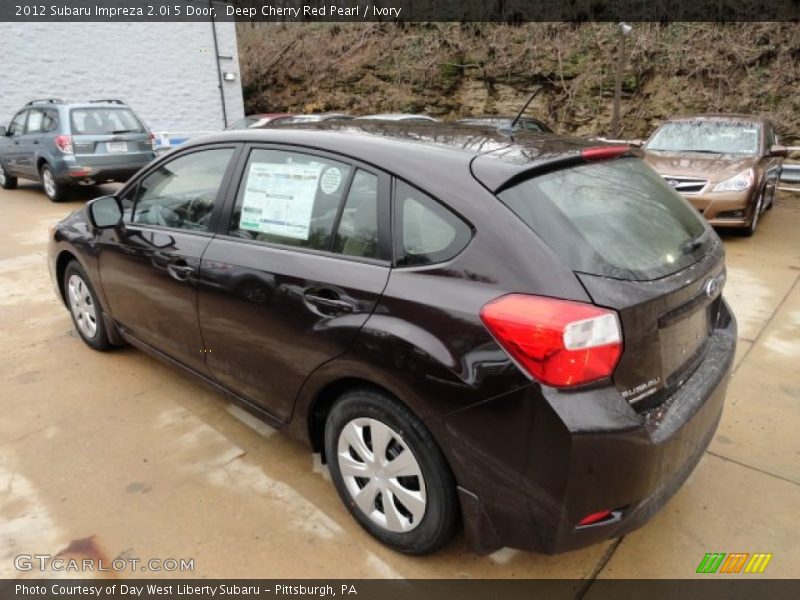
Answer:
237, 22, 800, 138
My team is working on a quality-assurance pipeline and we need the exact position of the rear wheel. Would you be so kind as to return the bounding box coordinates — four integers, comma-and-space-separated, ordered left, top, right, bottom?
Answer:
0, 163, 17, 190
41, 164, 68, 202
63, 261, 112, 351
325, 388, 459, 554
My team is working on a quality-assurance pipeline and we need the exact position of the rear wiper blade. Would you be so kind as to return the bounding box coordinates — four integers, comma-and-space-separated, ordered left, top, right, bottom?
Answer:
111, 129, 135, 134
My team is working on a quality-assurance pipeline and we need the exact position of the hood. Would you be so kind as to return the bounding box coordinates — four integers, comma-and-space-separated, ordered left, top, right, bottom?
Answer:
643, 150, 759, 183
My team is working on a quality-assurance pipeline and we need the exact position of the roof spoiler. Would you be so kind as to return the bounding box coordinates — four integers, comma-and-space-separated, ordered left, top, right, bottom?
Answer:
488, 145, 635, 194
89, 99, 125, 105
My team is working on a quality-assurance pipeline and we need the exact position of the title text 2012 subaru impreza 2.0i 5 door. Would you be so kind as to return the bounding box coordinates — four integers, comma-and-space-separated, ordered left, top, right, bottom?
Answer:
48, 123, 736, 555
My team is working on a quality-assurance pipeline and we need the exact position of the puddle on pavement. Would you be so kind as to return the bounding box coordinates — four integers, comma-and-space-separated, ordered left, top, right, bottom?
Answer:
0, 253, 47, 273
763, 309, 800, 358
0, 457, 66, 578
724, 266, 775, 340
157, 407, 342, 541
226, 404, 277, 438
0, 252, 54, 307
150, 405, 427, 576
8, 217, 64, 247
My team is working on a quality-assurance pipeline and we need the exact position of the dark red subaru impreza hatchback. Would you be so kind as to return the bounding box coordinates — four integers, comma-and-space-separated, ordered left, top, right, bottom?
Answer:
48, 122, 735, 555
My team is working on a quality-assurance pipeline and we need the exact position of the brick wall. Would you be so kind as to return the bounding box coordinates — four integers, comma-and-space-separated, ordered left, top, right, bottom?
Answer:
0, 21, 244, 132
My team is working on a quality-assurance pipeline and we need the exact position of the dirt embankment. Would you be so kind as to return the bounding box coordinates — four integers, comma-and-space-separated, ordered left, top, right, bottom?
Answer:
237, 22, 800, 138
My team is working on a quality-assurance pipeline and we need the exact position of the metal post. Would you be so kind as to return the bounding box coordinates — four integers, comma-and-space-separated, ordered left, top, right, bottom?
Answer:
611, 29, 625, 139
611, 22, 632, 139
210, 0, 228, 129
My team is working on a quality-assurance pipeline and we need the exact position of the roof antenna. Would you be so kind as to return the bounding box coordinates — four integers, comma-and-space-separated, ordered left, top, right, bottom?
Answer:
509, 87, 541, 131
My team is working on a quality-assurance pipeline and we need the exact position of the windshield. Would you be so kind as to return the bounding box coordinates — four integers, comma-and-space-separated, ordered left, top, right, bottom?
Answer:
70, 107, 144, 135
646, 120, 760, 155
498, 158, 713, 281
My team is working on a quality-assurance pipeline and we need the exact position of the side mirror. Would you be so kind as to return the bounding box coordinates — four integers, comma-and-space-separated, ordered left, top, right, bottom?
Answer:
628, 139, 644, 148
0, 126, 6, 136
88, 195, 122, 229
769, 144, 789, 157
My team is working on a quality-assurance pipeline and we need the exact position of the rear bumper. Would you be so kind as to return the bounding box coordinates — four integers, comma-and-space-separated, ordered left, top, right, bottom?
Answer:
435, 300, 736, 554
52, 152, 155, 183
683, 189, 757, 227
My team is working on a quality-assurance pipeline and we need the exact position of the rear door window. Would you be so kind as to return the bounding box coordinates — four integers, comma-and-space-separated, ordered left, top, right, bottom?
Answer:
229, 149, 352, 252
394, 180, 471, 266
333, 169, 380, 259
70, 107, 144, 135
498, 158, 711, 281
25, 109, 45, 134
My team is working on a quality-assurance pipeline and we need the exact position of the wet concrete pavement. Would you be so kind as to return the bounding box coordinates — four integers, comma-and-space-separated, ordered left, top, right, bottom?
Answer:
1, 180, 799, 582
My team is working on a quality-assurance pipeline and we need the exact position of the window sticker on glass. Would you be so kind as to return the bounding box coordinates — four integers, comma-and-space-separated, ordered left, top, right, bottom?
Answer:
239, 162, 323, 240
319, 167, 343, 195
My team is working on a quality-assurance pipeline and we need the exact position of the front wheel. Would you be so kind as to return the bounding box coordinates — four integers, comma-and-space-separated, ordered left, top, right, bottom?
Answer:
765, 183, 776, 211
0, 163, 17, 190
325, 388, 459, 555
63, 261, 113, 351
41, 164, 68, 202
743, 190, 764, 237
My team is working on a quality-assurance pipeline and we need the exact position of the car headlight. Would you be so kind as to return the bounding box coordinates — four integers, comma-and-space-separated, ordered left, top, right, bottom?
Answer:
713, 169, 754, 193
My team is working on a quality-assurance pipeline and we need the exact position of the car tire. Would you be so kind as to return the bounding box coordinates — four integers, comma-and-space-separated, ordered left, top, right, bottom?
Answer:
325, 388, 459, 555
765, 184, 776, 211
41, 164, 68, 202
63, 260, 113, 351
743, 189, 764, 237
0, 162, 17, 190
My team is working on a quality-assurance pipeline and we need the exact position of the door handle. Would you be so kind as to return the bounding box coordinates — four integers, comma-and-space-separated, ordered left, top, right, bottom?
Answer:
167, 260, 195, 282
303, 290, 356, 313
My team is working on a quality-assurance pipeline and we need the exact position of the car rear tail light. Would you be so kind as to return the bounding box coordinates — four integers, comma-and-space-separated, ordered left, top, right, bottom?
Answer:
54, 135, 73, 154
577, 510, 613, 526
581, 145, 629, 161
149, 132, 157, 151
479, 294, 622, 388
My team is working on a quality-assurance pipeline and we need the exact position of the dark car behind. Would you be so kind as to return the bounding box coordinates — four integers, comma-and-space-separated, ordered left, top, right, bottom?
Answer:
47, 123, 735, 555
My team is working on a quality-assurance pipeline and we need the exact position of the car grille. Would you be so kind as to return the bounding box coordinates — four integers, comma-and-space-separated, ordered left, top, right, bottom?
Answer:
661, 175, 708, 195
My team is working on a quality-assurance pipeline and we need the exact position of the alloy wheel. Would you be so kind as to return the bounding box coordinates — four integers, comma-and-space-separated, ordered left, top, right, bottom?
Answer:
0, 165, 6, 186
67, 274, 98, 339
337, 417, 427, 533
43, 168, 56, 198
750, 194, 763, 234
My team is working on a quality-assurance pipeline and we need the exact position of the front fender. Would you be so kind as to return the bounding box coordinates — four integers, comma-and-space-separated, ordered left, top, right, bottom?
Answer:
48, 209, 106, 309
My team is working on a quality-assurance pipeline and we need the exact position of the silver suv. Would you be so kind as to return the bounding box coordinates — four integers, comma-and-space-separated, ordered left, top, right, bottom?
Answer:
0, 99, 156, 202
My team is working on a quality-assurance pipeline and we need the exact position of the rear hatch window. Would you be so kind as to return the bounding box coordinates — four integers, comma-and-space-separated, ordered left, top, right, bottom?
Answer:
497, 158, 711, 281
70, 107, 145, 135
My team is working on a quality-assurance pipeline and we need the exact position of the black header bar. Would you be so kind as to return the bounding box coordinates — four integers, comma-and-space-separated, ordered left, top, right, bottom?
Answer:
1, 0, 799, 23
